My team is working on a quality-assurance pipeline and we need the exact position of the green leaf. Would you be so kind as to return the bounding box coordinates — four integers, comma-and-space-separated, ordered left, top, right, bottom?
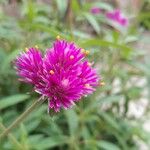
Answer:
25, 105, 46, 132
100, 113, 121, 131
92, 2, 113, 11
56, 0, 68, 17
29, 23, 70, 40
131, 62, 150, 76
31, 136, 68, 149
79, 39, 131, 51
83, 13, 100, 34
20, 124, 29, 148
73, 30, 91, 39
28, 134, 43, 144
0, 94, 29, 110
25, 120, 41, 133
33, 16, 50, 25
125, 36, 138, 43
127, 87, 142, 100
99, 95, 122, 105
72, 0, 80, 12
1, 49, 20, 73
65, 109, 78, 135
81, 126, 91, 141
25, 1, 36, 22
97, 140, 121, 150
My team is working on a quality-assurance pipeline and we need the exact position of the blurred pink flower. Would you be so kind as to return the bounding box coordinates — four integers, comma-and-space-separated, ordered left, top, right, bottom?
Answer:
90, 7, 101, 14
15, 39, 100, 112
106, 9, 128, 26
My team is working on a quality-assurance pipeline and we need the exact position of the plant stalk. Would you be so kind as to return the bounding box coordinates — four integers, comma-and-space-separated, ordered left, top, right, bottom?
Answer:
0, 123, 23, 149
0, 97, 46, 141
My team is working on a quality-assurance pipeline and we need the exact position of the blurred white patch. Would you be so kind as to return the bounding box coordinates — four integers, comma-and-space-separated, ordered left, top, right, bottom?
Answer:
143, 121, 150, 133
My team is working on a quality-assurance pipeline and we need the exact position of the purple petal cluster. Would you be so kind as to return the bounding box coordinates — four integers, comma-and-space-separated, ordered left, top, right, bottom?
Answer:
90, 6, 128, 27
90, 7, 102, 14
15, 48, 43, 84
106, 9, 128, 26
15, 39, 100, 112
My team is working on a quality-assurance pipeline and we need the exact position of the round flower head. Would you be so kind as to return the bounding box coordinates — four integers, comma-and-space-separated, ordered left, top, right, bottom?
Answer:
90, 7, 101, 14
15, 39, 100, 112
106, 9, 128, 27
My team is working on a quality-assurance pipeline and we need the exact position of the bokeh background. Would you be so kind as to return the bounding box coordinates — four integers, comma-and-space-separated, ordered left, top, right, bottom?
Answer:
0, 0, 150, 149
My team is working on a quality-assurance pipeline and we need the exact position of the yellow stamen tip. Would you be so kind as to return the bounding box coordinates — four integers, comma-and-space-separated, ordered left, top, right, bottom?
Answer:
70, 55, 74, 60
50, 70, 54, 75
56, 35, 60, 40
85, 50, 90, 55
85, 83, 90, 88
100, 82, 105, 86
25, 47, 28, 51
81, 49, 85, 53
35, 45, 39, 49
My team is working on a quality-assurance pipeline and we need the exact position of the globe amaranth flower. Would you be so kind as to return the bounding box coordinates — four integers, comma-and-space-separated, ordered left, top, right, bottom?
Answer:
90, 7, 102, 14
106, 9, 128, 26
16, 47, 43, 85
15, 39, 100, 112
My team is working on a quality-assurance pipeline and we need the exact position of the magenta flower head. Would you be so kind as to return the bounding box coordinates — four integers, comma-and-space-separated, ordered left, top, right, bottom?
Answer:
15, 47, 43, 84
106, 9, 128, 26
15, 38, 100, 112
90, 7, 101, 14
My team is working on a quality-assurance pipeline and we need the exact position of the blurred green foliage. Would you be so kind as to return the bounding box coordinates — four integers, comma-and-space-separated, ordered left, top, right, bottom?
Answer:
0, 0, 150, 150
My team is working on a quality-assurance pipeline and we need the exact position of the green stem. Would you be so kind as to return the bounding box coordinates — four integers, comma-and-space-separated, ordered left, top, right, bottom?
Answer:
0, 97, 46, 141
0, 123, 23, 149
